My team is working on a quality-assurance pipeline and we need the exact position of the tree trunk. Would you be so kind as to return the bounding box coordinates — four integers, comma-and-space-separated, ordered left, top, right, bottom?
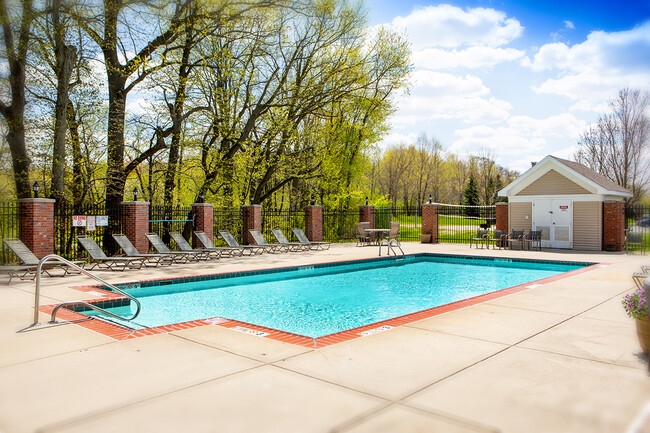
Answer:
66, 101, 84, 211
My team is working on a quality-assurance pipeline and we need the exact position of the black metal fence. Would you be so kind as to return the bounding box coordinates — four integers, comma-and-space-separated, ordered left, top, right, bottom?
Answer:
53, 203, 125, 260
0, 202, 19, 264
213, 207, 243, 245
149, 205, 194, 245
625, 204, 650, 252
323, 208, 358, 242
261, 208, 304, 243
437, 204, 496, 244
376, 207, 422, 242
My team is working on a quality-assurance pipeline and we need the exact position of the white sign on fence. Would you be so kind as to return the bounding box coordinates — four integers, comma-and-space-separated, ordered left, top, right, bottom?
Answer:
86, 216, 96, 231
96, 216, 108, 226
72, 215, 86, 227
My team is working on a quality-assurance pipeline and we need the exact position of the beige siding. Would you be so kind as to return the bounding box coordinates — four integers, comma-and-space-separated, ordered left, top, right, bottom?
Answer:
509, 202, 532, 232
516, 169, 591, 195
573, 201, 602, 251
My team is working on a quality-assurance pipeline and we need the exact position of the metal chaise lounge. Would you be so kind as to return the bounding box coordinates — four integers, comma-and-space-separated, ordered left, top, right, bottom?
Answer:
4, 238, 83, 277
193, 231, 244, 258
291, 228, 330, 250
112, 234, 173, 266
145, 233, 202, 263
218, 230, 264, 255
249, 230, 290, 253
77, 236, 146, 271
0, 264, 38, 283
169, 232, 221, 260
270, 229, 310, 252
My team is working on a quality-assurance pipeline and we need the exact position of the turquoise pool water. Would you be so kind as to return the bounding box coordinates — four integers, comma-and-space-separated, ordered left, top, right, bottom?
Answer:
83, 255, 589, 338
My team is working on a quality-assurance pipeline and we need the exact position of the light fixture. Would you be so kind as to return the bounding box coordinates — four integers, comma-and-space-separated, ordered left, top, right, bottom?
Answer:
133, 187, 138, 201
428, 194, 432, 204
310, 197, 315, 206
365, 196, 368, 206
199, 192, 205, 203
32, 181, 40, 198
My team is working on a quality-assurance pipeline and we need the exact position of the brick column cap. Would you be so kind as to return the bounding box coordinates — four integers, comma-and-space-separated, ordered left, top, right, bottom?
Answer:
120, 201, 150, 205
191, 203, 214, 208
18, 198, 55, 203
242, 204, 262, 208
496, 202, 508, 206
306, 205, 323, 209
422, 202, 439, 207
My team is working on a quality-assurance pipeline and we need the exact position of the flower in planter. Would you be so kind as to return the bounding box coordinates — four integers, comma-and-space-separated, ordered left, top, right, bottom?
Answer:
623, 288, 648, 320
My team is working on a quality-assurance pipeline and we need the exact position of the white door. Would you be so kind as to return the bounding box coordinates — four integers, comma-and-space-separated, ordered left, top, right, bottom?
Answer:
533, 199, 573, 249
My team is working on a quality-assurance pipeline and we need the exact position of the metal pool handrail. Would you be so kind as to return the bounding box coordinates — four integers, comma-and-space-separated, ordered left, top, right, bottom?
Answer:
379, 239, 404, 259
31, 254, 141, 326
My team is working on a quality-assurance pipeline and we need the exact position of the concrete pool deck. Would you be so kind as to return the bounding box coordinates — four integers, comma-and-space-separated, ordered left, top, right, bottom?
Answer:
0, 243, 648, 432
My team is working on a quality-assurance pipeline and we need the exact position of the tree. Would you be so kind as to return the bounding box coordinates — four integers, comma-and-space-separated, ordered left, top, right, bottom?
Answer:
462, 173, 479, 217
574, 88, 650, 203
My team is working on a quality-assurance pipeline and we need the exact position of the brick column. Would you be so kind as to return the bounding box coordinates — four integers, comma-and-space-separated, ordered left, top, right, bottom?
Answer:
192, 203, 213, 247
359, 205, 375, 229
18, 198, 55, 259
121, 201, 150, 254
421, 203, 439, 243
603, 200, 624, 251
304, 205, 323, 242
242, 204, 262, 245
496, 202, 508, 232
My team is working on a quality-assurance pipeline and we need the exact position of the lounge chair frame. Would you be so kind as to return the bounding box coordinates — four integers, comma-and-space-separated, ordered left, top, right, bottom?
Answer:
248, 230, 290, 253
193, 231, 244, 257
218, 230, 264, 255
145, 233, 202, 263
3, 238, 83, 277
270, 229, 310, 252
112, 234, 173, 266
169, 232, 221, 260
77, 236, 146, 271
291, 228, 330, 250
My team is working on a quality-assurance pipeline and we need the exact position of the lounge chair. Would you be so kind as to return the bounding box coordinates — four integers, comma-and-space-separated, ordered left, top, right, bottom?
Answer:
356, 222, 373, 246
291, 228, 330, 250
77, 236, 146, 271
145, 233, 202, 263
0, 265, 38, 283
218, 230, 264, 255
270, 229, 310, 251
193, 231, 244, 257
470, 229, 489, 249
523, 230, 543, 251
387, 222, 401, 244
3, 238, 83, 277
249, 230, 290, 253
486, 229, 506, 249
169, 232, 221, 260
112, 234, 173, 266
506, 230, 525, 250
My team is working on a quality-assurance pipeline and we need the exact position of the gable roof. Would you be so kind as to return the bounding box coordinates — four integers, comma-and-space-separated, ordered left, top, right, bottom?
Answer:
499, 155, 632, 198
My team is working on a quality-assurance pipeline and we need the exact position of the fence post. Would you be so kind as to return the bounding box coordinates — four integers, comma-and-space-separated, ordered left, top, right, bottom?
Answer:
603, 200, 625, 251
359, 204, 375, 229
18, 198, 55, 259
192, 202, 213, 247
421, 203, 438, 243
121, 200, 150, 254
304, 205, 323, 242
242, 204, 262, 245
496, 202, 508, 232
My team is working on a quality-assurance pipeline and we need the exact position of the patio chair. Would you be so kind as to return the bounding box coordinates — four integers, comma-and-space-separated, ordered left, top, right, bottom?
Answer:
3, 238, 83, 277
145, 233, 202, 263
356, 222, 373, 246
193, 231, 244, 257
249, 230, 290, 253
112, 234, 173, 266
387, 222, 401, 244
169, 232, 221, 260
291, 228, 330, 250
486, 229, 506, 249
625, 231, 646, 255
77, 236, 146, 271
270, 229, 311, 252
470, 229, 489, 249
506, 230, 525, 250
523, 230, 543, 251
218, 230, 264, 255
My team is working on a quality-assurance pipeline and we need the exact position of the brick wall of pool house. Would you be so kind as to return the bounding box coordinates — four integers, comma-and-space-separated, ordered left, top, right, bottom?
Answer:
242, 204, 262, 245
192, 203, 214, 247
603, 200, 625, 251
121, 201, 150, 254
304, 205, 323, 242
18, 198, 55, 258
421, 203, 438, 243
496, 202, 508, 232
359, 205, 375, 229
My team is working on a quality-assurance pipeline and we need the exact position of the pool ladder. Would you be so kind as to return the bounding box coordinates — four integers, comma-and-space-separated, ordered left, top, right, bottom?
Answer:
379, 239, 405, 260
30, 254, 141, 327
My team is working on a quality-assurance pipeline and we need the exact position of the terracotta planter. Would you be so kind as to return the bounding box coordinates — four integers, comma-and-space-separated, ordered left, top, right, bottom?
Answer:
636, 318, 650, 354
419, 234, 431, 243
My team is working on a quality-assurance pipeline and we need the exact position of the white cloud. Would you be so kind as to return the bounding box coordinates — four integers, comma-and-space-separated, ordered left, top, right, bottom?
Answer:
413, 46, 525, 69
564, 20, 575, 30
386, 4, 523, 50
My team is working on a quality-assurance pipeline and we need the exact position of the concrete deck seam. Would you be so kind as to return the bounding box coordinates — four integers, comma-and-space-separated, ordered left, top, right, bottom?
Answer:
514, 344, 649, 371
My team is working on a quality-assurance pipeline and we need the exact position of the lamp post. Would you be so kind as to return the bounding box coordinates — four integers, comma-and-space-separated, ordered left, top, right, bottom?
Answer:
365, 196, 368, 206
32, 181, 40, 198
428, 194, 432, 204
133, 187, 138, 201
199, 192, 205, 203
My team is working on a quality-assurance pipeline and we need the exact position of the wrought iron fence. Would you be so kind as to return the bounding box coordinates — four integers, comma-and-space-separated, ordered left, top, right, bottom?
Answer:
323, 208, 358, 243
437, 204, 496, 244
53, 202, 124, 260
261, 208, 304, 243
213, 207, 243, 246
625, 204, 650, 252
376, 207, 422, 241
149, 205, 194, 245
0, 202, 19, 264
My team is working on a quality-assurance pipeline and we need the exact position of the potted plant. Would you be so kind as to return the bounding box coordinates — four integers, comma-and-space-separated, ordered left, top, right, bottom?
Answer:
623, 287, 649, 354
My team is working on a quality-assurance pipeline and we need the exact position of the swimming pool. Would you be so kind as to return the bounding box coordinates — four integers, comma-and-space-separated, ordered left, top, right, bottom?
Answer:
76, 254, 593, 340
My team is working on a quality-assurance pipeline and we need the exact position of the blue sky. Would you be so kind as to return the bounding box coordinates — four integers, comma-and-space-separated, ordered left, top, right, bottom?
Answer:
367, 0, 650, 172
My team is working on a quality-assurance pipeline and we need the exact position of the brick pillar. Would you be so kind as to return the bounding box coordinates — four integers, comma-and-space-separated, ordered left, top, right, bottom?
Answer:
242, 204, 262, 245
192, 203, 213, 247
603, 200, 624, 251
304, 205, 323, 242
496, 202, 508, 232
359, 205, 375, 229
121, 201, 150, 254
421, 203, 439, 243
18, 198, 55, 259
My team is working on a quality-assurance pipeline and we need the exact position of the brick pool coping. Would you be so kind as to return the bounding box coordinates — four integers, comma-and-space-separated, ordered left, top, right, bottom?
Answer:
39, 256, 607, 348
